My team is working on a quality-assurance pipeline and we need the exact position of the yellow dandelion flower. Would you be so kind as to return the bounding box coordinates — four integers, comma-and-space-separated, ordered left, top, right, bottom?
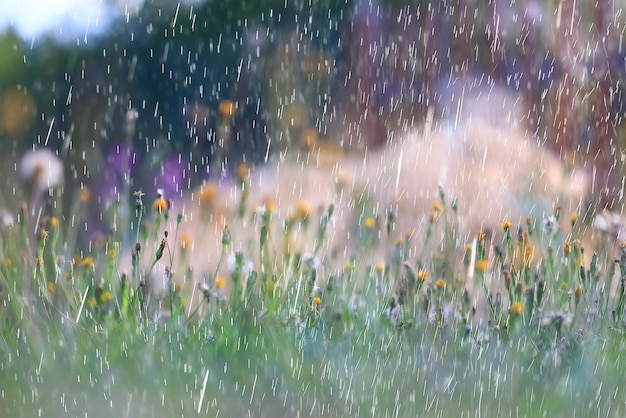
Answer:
524, 246, 534, 266
82, 257, 95, 269
87, 297, 97, 308
153, 198, 168, 213
40, 229, 49, 240
477, 231, 486, 241
218, 99, 236, 118
395, 236, 404, 246
571, 212, 578, 224
463, 243, 473, 251
214, 276, 226, 290
312, 296, 321, 307
5, 258, 12, 269
101, 290, 113, 302
47, 281, 55, 294
431, 200, 443, 213
475, 259, 489, 273
364, 217, 376, 230
501, 219, 512, 231
176, 282, 185, 293
510, 302, 524, 316
417, 270, 428, 281
375, 262, 385, 273
345, 261, 356, 271
435, 278, 446, 290
199, 182, 219, 207
49, 217, 59, 229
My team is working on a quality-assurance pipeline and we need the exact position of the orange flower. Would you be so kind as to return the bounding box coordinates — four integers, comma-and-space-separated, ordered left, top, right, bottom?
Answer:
312, 297, 321, 307
199, 183, 218, 206
219, 99, 236, 118
501, 219, 512, 231
417, 270, 428, 281
435, 279, 446, 290
510, 302, 524, 316
153, 198, 169, 213
364, 217, 376, 230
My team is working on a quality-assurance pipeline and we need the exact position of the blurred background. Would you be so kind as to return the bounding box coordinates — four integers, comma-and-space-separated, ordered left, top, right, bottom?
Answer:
1, 0, 626, 238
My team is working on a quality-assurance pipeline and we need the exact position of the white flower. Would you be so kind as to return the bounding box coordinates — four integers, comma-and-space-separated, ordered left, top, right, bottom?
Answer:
542, 214, 558, 235
19, 148, 63, 192
0, 210, 14, 228
301, 252, 320, 271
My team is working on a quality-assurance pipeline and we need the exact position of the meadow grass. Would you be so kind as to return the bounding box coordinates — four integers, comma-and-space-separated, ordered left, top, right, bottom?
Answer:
1, 182, 625, 418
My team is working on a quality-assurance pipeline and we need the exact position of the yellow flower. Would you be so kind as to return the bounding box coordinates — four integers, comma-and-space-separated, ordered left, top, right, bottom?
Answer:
375, 262, 385, 273
294, 200, 312, 221
101, 290, 113, 302
364, 217, 376, 230
5, 258, 12, 269
510, 302, 524, 316
524, 246, 534, 267
395, 236, 404, 246
218, 99, 236, 118
312, 297, 321, 307
40, 229, 49, 240
417, 270, 428, 281
477, 231, 486, 241
47, 281, 55, 294
300, 128, 318, 149
215, 276, 226, 290
82, 257, 94, 269
49, 217, 59, 229
501, 219, 512, 232
475, 258, 488, 273
571, 212, 578, 225
87, 297, 97, 308
431, 201, 443, 213
563, 241, 571, 255
176, 282, 185, 293
152, 198, 168, 213
199, 182, 219, 206
435, 279, 446, 290
345, 261, 356, 272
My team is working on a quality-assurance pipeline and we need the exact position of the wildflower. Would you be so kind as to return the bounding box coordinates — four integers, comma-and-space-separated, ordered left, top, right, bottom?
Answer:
219, 99, 236, 118
477, 231, 486, 241
475, 259, 488, 273
431, 200, 443, 213
375, 262, 385, 274
501, 219, 512, 232
312, 297, 321, 307
571, 212, 578, 227
78, 187, 91, 203
87, 297, 97, 308
152, 197, 169, 213
19, 148, 64, 192
524, 246, 534, 267
214, 276, 226, 290
179, 233, 192, 252
5, 258, 12, 269
364, 217, 376, 230
0, 210, 14, 228
236, 163, 250, 183
39, 229, 49, 241
510, 302, 524, 316
133, 190, 145, 210
395, 236, 404, 246
47, 281, 55, 295
435, 279, 446, 290
417, 270, 428, 281
293, 200, 312, 221
563, 241, 571, 256
101, 290, 113, 302
266, 281, 276, 294
575, 285, 583, 298
543, 214, 558, 235
198, 182, 218, 206
49, 217, 59, 230
344, 261, 356, 271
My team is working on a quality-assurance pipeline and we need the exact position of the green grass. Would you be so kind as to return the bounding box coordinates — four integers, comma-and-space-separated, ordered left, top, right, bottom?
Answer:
1, 186, 625, 417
